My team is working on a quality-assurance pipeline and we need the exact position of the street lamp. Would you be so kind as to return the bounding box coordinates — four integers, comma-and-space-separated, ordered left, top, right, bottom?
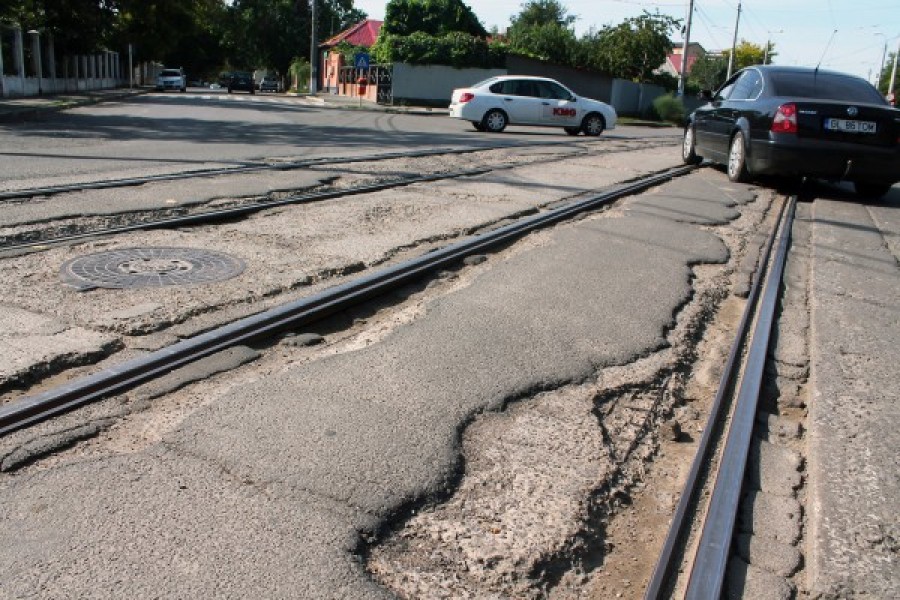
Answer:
27, 29, 42, 95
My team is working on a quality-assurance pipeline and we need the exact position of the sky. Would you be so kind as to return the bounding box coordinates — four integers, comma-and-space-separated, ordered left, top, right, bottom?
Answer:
350, 0, 900, 84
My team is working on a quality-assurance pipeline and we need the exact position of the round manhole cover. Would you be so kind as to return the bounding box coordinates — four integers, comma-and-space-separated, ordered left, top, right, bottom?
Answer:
61, 247, 245, 289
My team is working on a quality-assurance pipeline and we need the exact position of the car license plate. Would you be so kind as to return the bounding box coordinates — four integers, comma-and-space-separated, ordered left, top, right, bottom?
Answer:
824, 118, 877, 134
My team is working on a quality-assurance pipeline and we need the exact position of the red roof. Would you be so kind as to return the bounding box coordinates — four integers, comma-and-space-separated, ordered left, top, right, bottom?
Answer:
321, 19, 383, 48
667, 52, 700, 74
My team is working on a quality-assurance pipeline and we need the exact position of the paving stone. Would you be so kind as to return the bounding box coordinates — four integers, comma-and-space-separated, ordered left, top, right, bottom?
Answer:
735, 533, 802, 577
725, 558, 794, 600
747, 439, 802, 496
738, 491, 802, 545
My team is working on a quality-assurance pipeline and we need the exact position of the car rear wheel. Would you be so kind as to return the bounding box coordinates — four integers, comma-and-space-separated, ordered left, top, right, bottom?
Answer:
853, 182, 892, 200
582, 113, 605, 136
482, 109, 507, 133
682, 126, 702, 164
727, 132, 750, 183
564, 127, 581, 136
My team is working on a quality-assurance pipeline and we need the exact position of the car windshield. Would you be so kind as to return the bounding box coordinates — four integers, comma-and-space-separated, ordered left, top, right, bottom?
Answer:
769, 72, 885, 104
160, 70, 181, 77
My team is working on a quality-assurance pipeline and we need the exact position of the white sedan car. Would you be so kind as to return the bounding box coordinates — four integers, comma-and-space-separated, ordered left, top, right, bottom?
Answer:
449, 75, 617, 136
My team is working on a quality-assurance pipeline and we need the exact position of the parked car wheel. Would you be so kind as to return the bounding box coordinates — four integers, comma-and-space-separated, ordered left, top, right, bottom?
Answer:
727, 132, 750, 183
482, 109, 508, 133
471, 121, 486, 132
682, 126, 702, 164
853, 182, 892, 199
564, 127, 581, 136
582, 113, 605, 136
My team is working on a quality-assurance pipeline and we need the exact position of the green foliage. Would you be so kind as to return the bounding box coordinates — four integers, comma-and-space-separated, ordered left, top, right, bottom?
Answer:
2, 0, 119, 54
372, 31, 505, 68
721, 40, 767, 72
580, 11, 680, 81
689, 53, 728, 91
290, 57, 311, 92
875, 51, 896, 95
381, 0, 486, 37
651, 93, 685, 123
507, 1, 577, 65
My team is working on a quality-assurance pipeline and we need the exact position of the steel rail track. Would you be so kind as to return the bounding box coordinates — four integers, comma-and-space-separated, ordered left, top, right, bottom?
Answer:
1, 140, 673, 253
644, 195, 797, 599
0, 165, 695, 437
0, 167, 492, 252
0, 137, 661, 202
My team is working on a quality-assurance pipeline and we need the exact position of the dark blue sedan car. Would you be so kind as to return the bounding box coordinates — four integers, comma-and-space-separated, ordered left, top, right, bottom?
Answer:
683, 65, 900, 199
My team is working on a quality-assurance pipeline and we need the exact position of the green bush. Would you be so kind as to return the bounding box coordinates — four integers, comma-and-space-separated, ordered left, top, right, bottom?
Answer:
372, 32, 507, 68
652, 93, 685, 123
289, 57, 311, 92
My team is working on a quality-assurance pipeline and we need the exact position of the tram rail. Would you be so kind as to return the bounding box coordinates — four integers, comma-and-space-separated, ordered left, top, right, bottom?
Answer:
0, 165, 695, 436
645, 194, 797, 599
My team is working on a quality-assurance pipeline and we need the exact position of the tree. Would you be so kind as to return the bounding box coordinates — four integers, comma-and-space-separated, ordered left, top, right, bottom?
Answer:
507, 0, 577, 65
1, 0, 119, 55
380, 0, 486, 38
689, 53, 728, 91
876, 51, 897, 95
581, 11, 680, 81
722, 39, 767, 72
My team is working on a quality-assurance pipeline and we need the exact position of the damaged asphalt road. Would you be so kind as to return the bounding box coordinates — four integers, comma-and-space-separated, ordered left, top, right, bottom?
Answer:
0, 169, 760, 597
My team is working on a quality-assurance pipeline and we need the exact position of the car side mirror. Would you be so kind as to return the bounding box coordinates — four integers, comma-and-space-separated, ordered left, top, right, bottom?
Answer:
698, 90, 713, 102
569, 95, 577, 102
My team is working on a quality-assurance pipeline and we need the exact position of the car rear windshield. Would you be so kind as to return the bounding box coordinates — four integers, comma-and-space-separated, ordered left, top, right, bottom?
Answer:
160, 70, 181, 77
769, 72, 885, 104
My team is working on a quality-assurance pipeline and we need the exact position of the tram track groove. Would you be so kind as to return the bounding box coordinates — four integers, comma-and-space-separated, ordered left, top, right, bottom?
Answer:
0, 136, 668, 202
0, 165, 695, 437
0, 139, 674, 253
644, 194, 797, 599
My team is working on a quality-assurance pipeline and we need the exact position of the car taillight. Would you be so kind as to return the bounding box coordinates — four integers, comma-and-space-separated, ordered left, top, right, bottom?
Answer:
459, 92, 475, 103
771, 103, 798, 134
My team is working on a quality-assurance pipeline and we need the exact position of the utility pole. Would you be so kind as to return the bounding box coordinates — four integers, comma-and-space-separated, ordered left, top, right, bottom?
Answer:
309, 0, 318, 94
889, 40, 899, 100
677, 0, 695, 97
726, 1, 742, 79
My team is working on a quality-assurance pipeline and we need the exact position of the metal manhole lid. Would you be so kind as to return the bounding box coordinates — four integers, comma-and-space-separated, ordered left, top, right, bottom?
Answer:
60, 247, 245, 290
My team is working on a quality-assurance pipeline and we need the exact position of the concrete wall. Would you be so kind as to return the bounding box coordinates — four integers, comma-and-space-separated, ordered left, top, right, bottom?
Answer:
506, 54, 614, 104
610, 80, 668, 117
391, 63, 507, 105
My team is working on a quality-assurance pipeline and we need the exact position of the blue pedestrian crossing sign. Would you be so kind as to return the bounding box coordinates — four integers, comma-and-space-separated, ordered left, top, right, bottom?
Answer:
354, 52, 371, 70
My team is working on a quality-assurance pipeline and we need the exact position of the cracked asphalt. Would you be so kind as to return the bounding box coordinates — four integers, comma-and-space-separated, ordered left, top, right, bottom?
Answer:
0, 169, 758, 597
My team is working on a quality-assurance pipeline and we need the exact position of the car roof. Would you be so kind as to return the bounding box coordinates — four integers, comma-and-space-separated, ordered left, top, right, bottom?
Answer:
742, 64, 865, 81
490, 75, 560, 82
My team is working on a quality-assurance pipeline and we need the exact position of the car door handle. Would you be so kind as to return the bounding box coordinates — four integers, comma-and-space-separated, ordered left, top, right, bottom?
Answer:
504, 98, 514, 102
542, 102, 550, 105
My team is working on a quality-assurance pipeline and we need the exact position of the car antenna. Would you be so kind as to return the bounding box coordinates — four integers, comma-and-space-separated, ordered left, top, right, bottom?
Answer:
815, 29, 838, 77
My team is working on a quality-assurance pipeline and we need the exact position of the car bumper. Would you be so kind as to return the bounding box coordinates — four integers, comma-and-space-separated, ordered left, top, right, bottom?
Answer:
449, 103, 483, 122
750, 137, 900, 183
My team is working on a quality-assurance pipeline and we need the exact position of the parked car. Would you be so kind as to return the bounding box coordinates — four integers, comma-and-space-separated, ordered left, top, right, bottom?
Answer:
259, 76, 281, 93
218, 71, 232, 88
228, 71, 255, 94
682, 64, 900, 199
155, 68, 185, 93
449, 75, 617, 136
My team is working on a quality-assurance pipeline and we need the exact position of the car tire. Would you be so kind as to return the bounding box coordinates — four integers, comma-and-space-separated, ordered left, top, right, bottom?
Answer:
682, 126, 702, 164
482, 109, 507, 133
582, 113, 605, 136
727, 132, 751, 183
472, 121, 486, 132
227, 88, 232, 94
250, 88, 255, 95
564, 127, 581, 136
853, 182, 892, 199
180, 87, 186, 93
